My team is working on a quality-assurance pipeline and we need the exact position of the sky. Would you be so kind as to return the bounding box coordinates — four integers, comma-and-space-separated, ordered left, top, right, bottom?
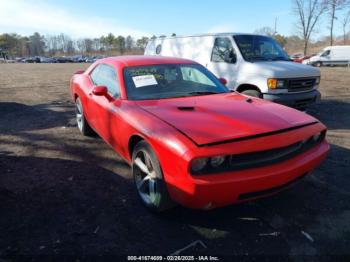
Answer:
0, 0, 347, 39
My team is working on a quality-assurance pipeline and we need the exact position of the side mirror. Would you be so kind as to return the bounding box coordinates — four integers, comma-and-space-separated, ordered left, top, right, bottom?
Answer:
75, 70, 85, 74
92, 85, 108, 96
224, 50, 237, 64
219, 78, 227, 85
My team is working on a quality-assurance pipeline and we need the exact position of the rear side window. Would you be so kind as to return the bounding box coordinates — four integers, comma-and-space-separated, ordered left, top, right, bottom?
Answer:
321, 50, 330, 57
90, 64, 120, 97
211, 38, 236, 63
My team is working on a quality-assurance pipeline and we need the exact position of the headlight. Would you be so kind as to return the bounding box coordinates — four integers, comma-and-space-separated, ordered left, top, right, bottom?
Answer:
190, 155, 227, 174
210, 156, 225, 167
312, 132, 323, 142
315, 77, 320, 85
191, 157, 208, 173
267, 78, 285, 89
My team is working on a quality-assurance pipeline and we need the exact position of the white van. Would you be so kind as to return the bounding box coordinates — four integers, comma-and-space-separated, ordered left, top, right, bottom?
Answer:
145, 33, 321, 108
304, 45, 350, 67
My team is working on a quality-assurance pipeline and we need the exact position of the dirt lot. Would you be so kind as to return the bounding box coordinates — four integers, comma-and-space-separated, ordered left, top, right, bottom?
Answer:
0, 63, 350, 260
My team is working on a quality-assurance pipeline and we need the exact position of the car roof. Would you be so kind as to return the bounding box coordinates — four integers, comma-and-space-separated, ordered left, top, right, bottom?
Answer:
149, 32, 265, 40
98, 55, 196, 67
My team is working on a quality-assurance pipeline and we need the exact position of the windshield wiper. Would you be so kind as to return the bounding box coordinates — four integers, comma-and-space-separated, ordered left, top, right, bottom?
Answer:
189, 91, 221, 96
247, 56, 267, 61
271, 56, 290, 61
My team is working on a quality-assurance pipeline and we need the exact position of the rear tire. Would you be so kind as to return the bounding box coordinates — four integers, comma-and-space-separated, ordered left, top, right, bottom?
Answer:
75, 97, 94, 136
132, 141, 175, 212
241, 89, 262, 98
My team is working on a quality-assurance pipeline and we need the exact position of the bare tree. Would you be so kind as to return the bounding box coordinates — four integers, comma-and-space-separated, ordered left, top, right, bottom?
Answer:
84, 38, 93, 54
254, 26, 274, 36
45, 36, 56, 56
67, 40, 75, 54
92, 38, 102, 52
0, 32, 161, 57
327, 0, 349, 46
28, 32, 45, 56
342, 10, 350, 43
115, 36, 126, 54
293, 0, 328, 55
126, 35, 134, 51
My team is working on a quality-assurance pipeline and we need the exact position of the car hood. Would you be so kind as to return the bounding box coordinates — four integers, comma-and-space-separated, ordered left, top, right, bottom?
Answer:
136, 93, 318, 146
243, 61, 320, 78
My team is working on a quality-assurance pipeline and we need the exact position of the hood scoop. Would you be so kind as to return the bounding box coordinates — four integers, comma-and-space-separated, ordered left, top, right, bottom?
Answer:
177, 106, 195, 111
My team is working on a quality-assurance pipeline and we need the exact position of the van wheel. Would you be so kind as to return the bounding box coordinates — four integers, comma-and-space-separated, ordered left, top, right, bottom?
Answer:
241, 89, 262, 98
132, 141, 175, 212
314, 62, 322, 67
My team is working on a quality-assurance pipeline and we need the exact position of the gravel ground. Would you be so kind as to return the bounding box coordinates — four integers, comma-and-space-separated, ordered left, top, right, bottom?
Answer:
0, 64, 349, 260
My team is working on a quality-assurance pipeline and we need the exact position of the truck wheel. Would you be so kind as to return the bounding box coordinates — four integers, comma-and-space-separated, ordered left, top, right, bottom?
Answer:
132, 141, 175, 212
241, 89, 262, 98
75, 97, 95, 136
314, 62, 322, 67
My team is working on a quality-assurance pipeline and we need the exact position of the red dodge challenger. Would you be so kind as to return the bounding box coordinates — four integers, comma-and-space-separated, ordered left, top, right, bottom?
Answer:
70, 56, 329, 212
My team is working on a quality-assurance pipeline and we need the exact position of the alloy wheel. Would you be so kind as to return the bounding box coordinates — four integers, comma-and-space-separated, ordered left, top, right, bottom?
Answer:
133, 150, 160, 205
76, 101, 83, 131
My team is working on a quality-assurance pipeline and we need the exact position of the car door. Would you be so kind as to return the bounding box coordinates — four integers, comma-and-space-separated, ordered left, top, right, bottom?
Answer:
88, 63, 122, 147
320, 50, 331, 64
206, 37, 238, 90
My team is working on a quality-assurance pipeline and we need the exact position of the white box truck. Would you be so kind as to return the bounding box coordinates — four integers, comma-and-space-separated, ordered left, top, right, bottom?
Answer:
304, 45, 350, 67
145, 33, 321, 108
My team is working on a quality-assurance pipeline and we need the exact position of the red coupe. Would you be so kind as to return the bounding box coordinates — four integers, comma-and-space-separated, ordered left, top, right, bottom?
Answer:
70, 56, 329, 212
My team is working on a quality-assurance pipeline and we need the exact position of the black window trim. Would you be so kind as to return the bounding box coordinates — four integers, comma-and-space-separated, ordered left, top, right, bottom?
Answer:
210, 37, 237, 64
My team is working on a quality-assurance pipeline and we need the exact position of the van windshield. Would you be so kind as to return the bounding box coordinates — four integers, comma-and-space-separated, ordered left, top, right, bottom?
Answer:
234, 35, 290, 62
320, 50, 330, 57
123, 64, 229, 100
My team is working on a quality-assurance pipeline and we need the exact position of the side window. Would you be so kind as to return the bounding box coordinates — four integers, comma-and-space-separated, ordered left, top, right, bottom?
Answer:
321, 50, 330, 57
90, 66, 100, 84
90, 64, 120, 97
211, 38, 236, 63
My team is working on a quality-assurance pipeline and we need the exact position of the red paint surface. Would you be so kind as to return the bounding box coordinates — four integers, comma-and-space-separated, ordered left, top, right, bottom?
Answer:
71, 56, 329, 209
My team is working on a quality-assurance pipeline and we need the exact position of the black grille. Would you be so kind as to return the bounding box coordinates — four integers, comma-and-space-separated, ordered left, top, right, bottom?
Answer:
191, 131, 325, 176
288, 78, 315, 92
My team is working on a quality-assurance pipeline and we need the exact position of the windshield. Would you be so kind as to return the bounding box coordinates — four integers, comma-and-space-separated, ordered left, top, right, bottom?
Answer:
234, 35, 290, 62
318, 49, 330, 57
123, 64, 229, 100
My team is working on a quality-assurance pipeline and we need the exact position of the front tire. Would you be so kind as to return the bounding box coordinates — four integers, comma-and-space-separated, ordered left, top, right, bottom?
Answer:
132, 141, 174, 212
75, 97, 94, 136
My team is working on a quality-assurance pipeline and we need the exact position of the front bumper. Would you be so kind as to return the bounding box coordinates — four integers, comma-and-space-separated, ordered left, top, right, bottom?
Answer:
165, 140, 329, 210
263, 89, 321, 108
